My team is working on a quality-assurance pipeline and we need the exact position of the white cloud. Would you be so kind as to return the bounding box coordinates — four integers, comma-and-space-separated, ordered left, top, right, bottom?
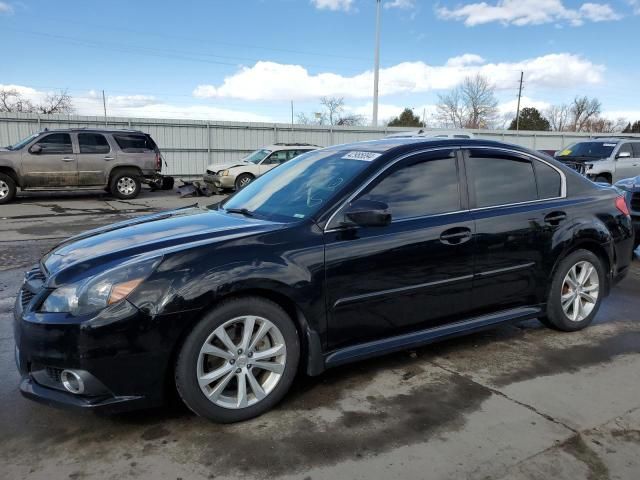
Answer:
193, 54, 604, 102
629, 0, 640, 14
311, 0, 354, 12
384, 0, 416, 9
0, 2, 13, 14
437, 0, 622, 27
497, 96, 552, 116
0, 84, 273, 122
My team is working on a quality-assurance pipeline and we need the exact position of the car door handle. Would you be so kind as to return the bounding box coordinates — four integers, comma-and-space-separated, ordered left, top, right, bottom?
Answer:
544, 212, 567, 224
61, 157, 75, 162
103, 156, 115, 161
440, 227, 472, 245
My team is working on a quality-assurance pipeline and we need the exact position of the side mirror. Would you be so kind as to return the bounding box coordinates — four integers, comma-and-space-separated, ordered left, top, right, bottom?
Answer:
30, 144, 42, 154
343, 199, 391, 227
617, 151, 632, 159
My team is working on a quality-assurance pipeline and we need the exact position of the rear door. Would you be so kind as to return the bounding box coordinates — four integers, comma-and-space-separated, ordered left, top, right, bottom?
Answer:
21, 133, 77, 187
77, 132, 113, 186
464, 148, 565, 315
324, 149, 475, 349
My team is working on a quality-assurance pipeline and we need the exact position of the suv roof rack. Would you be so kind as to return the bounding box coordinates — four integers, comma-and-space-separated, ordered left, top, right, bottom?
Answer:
272, 142, 320, 147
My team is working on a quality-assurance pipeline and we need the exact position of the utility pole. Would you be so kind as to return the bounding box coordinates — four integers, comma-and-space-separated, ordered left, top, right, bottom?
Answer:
372, 0, 381, 127
515, 71, 524, 132
291, 100, 294, 126
102, 90, 108, 126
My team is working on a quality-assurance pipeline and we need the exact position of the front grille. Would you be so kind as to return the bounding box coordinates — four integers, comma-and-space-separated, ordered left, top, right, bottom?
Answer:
631, 193, 640, 212
20, 288, 35, 309
26, 265, 46, 281
45, 366, 63, 384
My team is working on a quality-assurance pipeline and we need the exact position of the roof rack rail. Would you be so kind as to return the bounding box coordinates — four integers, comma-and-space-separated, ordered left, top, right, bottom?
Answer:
591, 135, 640, 139
272, 142, 320, 147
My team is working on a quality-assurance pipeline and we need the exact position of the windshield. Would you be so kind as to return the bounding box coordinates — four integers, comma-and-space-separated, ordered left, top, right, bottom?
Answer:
7, 132, 39, 151
557, 142, 616, 159
244, 149, 272, 164
221, 149, 372, 222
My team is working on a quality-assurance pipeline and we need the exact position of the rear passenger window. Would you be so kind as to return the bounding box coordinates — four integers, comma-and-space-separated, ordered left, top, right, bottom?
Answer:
468, 154, 537, 207
79, 133, 110, 154
113, 134, 155, 152
31, 133, 72, 154
633, 143, 640, 157
359, 156, 460, 220
534, 161, 562, 199
618, 143, 633, 157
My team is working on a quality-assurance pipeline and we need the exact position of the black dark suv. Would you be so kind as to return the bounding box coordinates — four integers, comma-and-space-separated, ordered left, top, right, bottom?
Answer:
14, 138, 634, 423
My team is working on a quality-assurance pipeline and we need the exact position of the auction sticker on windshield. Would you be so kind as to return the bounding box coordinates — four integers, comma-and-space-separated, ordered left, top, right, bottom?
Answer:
342, 151, 382, 161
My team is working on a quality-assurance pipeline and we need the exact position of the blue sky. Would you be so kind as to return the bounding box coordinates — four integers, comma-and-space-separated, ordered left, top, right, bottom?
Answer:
1, 0, 639, 125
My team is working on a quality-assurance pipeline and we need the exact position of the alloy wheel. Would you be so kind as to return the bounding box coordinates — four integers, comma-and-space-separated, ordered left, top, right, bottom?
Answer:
238, 177, 252, 188
0, 180, 9, 199
561, 260, 600, 322
117, 177, 136, 195
197, 315, 286, 409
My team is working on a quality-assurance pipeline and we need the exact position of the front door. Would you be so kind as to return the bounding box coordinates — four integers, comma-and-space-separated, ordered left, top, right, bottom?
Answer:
21, 133, 77, 187
324, 149, 475, 350
258, 151, 288, 175
464, 148, 566, 315
77, 132, 113, 186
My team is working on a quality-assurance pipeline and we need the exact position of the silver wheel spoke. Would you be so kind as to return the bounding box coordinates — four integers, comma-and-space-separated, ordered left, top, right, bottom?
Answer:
214, 326, 237, 352
236, 372, 248, 408
201, 343, 234, 360
207, 370, 235, 401
583, 283, 599, 292
579, 292, 597, 304
252, 344, 284, 361
253, 360, 284, 374
247, 322, 271, 352
246, 370, 266, 400
199, 363, 234, 388
240, 316, 256, 351
572, 296, 581, 321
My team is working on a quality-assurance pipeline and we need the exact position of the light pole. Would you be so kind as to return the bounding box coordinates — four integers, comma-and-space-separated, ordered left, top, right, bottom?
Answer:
372, 0, 381, 127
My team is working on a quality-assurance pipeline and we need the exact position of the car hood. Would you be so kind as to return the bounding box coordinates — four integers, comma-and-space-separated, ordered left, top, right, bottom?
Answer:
556, 155, 606, 164
206, 161, 250, 172
42, 205, 283, 279
615, 176, 640, 192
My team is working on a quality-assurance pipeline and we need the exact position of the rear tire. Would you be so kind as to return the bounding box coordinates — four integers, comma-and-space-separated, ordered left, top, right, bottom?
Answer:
0, 173, 16, 204
594, 175, 611, 184
544, 249, 605, 332
175, 297, 300, 423
110, 169, 141, 200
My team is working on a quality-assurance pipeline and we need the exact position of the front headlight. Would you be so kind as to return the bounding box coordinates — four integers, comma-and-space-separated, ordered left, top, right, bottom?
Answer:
585, 163, 593, 170
41, 256, 161, 316
221, 170, 230, 176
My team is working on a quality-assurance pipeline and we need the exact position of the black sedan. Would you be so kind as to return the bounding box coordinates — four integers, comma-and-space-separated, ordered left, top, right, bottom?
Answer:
14, 138, 634, 423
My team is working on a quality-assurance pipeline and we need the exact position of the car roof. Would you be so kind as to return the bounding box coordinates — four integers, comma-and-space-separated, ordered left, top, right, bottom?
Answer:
37, 128, 147, 135
577, 137, 640, 143
323, 137, 525, 154
265, 143, 319, 150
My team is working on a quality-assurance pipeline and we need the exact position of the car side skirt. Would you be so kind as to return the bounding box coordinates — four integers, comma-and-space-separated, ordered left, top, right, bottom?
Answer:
323, 306, 543, 368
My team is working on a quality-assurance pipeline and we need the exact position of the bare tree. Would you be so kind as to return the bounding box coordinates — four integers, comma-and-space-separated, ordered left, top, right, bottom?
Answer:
37, 90, 73, 114
336, 114, 366, 126
0, 89, 34, 113
546, 104, 571, 131
570, 96, 601, 132
583, 116, 627, 133
435, 75, 498, 129
320, 96, 345, 126
0, 88, 73, 114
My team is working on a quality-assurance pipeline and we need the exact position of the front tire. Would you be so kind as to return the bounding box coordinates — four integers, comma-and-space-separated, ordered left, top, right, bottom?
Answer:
0, 173, 17, 204
594, 175, 611, 184
234, 173, 254, 191
175, 297, 300, 423
544, 249, 605, 332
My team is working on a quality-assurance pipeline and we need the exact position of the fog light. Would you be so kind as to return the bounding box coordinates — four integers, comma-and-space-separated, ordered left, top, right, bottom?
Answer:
60, 370, 85, 394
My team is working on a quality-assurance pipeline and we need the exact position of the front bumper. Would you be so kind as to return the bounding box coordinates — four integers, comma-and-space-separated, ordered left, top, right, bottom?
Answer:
14, 290, 197, 413
203, 173, 235, 190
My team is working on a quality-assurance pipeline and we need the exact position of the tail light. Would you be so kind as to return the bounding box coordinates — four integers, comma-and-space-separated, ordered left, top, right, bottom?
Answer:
615, 195, 630, 217
155, 153, 162, 171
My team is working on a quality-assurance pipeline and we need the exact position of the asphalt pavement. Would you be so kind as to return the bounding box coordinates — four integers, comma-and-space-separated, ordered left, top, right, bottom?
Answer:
1, 188, 639, 480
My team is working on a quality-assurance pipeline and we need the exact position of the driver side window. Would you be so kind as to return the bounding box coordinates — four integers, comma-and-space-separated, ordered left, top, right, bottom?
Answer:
265, 151, 288, 165
358, 155, 461, 221
31, 133, 73, 155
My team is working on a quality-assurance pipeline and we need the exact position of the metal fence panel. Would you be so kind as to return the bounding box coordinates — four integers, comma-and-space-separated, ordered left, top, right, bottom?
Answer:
1, 113, 638, 176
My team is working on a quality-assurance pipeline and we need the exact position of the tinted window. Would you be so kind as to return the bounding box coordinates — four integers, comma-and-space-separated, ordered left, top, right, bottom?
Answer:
113, 134, 155, 152
79, 133, 110, 154
632, 143, 640, 157
618, 143, 633, 157
534, 161, 561, 199
359, 157, 460, 220
468, 155, 537, 207
32, 133, 72, 154
265, 151, 288, 165
557, 141, 615, 159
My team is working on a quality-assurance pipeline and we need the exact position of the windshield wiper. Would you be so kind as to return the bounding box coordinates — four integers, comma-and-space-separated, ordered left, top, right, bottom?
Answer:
225, 207, 255, 217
